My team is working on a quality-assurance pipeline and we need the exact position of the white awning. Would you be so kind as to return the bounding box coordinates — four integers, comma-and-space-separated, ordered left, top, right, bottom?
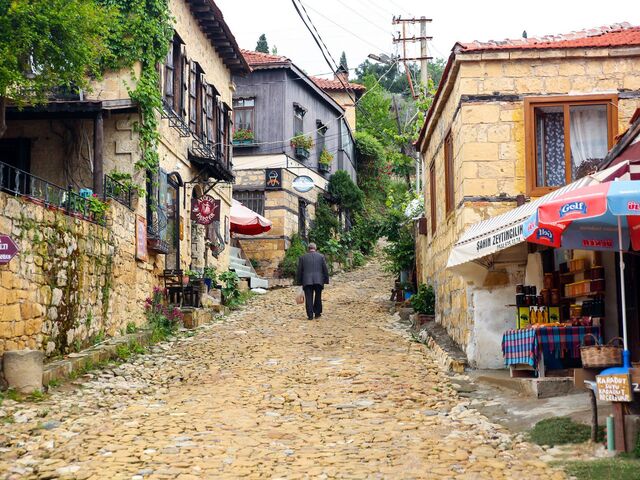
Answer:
446, 161, 635, 269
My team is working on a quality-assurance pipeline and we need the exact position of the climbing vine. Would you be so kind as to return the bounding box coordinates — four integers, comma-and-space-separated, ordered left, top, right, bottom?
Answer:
98, 0, 174, 173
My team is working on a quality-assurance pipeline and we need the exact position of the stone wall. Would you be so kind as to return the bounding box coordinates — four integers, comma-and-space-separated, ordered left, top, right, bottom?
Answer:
0, 193, 158, 358
417, 47, 640, 365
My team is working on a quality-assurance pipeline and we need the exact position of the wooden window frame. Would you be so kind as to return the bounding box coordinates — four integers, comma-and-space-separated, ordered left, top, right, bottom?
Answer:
429, 161, 437, 235
232, 98, 255, 133
524, 94, 618, 197
444, 130, 454, 215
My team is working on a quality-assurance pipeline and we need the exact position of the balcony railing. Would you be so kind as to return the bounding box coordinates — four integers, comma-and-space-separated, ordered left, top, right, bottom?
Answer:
0, 160, 104, 225
161, 100, 191, 137
104, 174, 133, 210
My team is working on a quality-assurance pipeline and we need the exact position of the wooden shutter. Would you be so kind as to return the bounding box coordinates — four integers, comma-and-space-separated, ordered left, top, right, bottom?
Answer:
180, 47, 188, 119
188, 61, 197, 132
198, 75, 207, 140
205, 85, 215, 144
444, 131, 454, 214
430, 162, 437, 234
164, 41, 174, 105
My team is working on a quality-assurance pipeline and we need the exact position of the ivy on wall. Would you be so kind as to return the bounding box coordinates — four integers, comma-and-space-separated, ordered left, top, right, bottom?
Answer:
98, 0, 174, 173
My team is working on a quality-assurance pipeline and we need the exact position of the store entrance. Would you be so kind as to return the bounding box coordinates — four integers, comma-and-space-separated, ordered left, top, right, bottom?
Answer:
622, 252, 640, 363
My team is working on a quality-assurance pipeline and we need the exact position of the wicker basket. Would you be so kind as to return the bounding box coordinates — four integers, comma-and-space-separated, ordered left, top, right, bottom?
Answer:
580, 333, 623, 368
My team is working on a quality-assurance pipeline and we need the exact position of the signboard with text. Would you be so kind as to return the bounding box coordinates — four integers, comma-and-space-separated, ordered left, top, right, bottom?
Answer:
191, 195, 221, 225
0, 235, 18, 265
597, 374, 633, 402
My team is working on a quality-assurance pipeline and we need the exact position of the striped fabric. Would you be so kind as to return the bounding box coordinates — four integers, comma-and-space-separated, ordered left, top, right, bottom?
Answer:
502, 328, 538, 367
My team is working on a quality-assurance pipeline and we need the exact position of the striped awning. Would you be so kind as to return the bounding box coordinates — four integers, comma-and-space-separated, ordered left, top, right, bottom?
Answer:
447, 161, 638, 269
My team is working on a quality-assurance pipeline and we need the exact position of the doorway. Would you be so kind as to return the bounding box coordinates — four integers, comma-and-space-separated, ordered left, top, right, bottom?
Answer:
621, 252, 640, 362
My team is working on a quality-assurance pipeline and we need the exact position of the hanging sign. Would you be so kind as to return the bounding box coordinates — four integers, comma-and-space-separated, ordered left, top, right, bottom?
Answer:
191, 195, 221, 225
292, 175, 314, 193
135, 216, 148, 262
265, 168, 282, 190
597, 374, 633, 402
0, 235, 19, 265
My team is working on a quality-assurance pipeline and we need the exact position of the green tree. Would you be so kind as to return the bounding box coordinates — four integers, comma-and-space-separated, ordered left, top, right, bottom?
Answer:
356, 75, 395, 145
339, 51, 348, 72
255, 34, 269, 54
0, 0, 109, 137
271, 45, 278, 55
327, 170, 364, 214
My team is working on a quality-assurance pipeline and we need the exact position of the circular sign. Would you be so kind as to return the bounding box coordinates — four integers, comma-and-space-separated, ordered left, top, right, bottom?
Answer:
191, 195, 220, 225
292, 175, 314, 193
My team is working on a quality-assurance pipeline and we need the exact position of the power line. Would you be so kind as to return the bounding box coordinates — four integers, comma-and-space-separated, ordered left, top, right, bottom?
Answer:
332, 0, 394, 36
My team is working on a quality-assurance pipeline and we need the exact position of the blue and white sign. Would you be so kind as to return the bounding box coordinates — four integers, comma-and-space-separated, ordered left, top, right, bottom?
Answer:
292, 175, 314, 193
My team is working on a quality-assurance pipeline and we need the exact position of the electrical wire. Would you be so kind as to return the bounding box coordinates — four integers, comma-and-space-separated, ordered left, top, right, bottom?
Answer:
331, 0, 395, 36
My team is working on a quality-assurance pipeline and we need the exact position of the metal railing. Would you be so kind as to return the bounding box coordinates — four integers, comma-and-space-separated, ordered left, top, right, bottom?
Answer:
0, 160, 103, 225
161, 100, 191, 137
104, 174, 133, 210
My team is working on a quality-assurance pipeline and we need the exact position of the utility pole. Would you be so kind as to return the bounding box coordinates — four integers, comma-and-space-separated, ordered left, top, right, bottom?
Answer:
392, 16, 433, 97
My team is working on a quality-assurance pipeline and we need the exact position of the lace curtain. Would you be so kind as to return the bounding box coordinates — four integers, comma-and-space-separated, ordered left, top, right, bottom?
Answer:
569, 105, 608, 180
536, 112, 565, 187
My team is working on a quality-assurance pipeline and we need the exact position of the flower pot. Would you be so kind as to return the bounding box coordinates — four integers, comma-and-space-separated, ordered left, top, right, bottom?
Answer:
295, 147, 310, 160
182, 275, 189, 286
318, 163, 331, 173
204, 278, 212, 290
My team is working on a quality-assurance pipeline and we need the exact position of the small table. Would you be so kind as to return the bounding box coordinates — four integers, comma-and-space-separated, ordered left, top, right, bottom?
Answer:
502, 325, 601, 377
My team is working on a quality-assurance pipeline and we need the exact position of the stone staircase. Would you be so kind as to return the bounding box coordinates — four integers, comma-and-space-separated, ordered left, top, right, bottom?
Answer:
229, 246, 269, 289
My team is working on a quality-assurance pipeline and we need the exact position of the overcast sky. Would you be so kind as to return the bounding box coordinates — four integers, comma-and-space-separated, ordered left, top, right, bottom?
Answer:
216, 0, 640, 79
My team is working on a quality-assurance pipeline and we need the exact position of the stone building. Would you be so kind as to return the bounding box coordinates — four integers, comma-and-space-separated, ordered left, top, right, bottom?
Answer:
231, 50, 361, 278
0, 0, 248, 356
415, 24, 640, 368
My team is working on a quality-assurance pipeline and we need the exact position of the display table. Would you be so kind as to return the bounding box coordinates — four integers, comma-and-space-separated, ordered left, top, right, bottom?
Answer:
502, 326, 601, 377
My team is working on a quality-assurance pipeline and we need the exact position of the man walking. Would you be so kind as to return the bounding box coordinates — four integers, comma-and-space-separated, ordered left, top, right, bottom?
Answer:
296, 243, 330, 320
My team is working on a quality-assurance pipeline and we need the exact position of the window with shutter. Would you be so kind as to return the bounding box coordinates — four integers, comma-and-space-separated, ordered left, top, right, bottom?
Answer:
188, 61, 197, 133
180, 47, 188, 119
217, 99, 224, 160
164, 40, 174, 106
205, 85, 215, 144
430, 162, 437, 234
199, 76, 207, 141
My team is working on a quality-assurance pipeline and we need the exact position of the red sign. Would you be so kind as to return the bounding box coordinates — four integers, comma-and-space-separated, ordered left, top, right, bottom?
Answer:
191, 195, 220, 225
0, 235, 18, 265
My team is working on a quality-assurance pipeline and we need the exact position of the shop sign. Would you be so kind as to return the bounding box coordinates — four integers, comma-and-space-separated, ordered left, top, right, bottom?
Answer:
265, 169, 282, 190
475, 224, 523, 254
191, 195, 220, 225
597, 374, 633, 402
0, 235, 18, 265
292, 175, 314, 193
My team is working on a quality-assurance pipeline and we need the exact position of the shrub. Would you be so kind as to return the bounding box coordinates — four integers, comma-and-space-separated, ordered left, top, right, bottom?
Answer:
308, 198, 339, 250
291, 133, 313, 150
529, 417, 595, 446
411, 284, 435, 315
279, 234, 307, 278
144, 287, 183, 342
319, 148, 333, 166
219, 271, 240, 306
328, 170, 364, 214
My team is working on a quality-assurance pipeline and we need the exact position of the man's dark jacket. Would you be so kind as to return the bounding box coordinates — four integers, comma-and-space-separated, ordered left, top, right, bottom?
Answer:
296, 251, 330, 286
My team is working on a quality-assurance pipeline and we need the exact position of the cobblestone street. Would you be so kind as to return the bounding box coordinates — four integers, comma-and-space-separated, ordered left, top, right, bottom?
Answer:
0, 258, 566, 479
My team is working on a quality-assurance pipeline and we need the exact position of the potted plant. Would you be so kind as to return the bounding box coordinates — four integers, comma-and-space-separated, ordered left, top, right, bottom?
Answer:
87, 194, 108, 225
291, 133, 313, 160
233, 129, 255, 145
318, 148, 333, 173
203, 266, 217, 291
410, 284, 435, 327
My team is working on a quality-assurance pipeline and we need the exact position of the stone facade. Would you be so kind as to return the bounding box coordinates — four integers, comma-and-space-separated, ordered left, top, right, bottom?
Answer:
416, 45, 640, 366
234, 166, 322, 277
0, 0, 244, 358
0, 194, 157, 357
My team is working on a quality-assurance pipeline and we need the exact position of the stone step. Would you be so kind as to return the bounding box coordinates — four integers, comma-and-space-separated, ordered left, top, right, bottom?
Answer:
229, 246, 242, 257
231, 263, 252, 275
250, 276, 269, 289
229, 257, 250, 268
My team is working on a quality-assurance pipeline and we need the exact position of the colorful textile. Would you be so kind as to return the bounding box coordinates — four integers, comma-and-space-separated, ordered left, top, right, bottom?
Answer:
502, 328, 538, 367
502, 326, 601, 368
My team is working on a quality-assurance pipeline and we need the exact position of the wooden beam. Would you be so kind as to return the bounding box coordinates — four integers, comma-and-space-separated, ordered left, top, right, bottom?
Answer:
93, 110, 104, 195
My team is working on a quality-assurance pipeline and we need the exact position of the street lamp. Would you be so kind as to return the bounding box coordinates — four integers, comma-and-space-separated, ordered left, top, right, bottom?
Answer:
367, 53, 394, 65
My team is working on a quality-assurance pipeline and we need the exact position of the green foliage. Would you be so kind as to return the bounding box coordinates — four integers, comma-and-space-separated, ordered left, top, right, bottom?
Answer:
87, 194, 108, 224
115, 343, 131, 361
354, 58, 446, 94
126, 322, 137, 334
128, 340, 145, 355
92, 329, 106, 344
327, 171, 364, 213
339, 51, 348, 72
185, 269, 200, 280
98, 0, 173, 174
319, 148, 333, 166
559, 459, 640, 480
203, 266, 218, 284
0, 0, 109, 112
381, 182, 417, 275
308, 198, 339, 250
411, 284, 435, 315
145, 287, 182, 342
255, 33, 269, 53
227, 290, 255, 311
219, 271, 240, 306
108, 170, 146, 197
233, 128, 254, 141
355, 75, 395, 144
280, 234, 307, 279
47, 379, 61, 389
291, 133, 313, 150
529, 417, 598, 446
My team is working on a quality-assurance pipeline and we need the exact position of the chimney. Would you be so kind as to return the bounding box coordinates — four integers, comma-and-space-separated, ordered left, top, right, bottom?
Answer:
334, 64, 349, 85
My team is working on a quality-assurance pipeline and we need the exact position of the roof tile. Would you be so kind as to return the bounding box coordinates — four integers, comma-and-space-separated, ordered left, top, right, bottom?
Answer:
459, 23, 640, 52
309, 76, 366, 92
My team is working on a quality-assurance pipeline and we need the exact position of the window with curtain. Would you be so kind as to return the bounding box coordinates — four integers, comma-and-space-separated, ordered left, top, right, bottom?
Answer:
233, 98, 255, 133
316, 121, 327, 159
526, 95, 616, 195
293, 104, 305, 134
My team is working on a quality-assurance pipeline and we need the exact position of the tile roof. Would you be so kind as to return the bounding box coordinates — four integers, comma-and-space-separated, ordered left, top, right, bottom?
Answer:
241, 49, 290, 67
459, 23, 640, 52
309, 76, 366, 92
